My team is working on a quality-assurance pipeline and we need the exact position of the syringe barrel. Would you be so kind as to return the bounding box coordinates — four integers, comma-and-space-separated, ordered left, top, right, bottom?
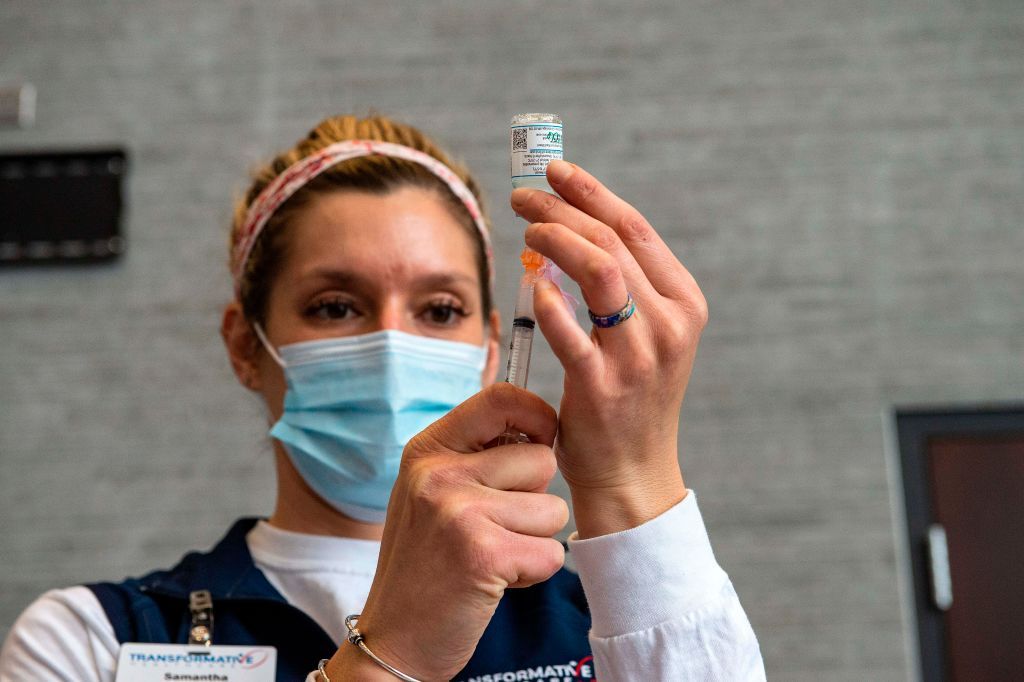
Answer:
505, 318, 535, 389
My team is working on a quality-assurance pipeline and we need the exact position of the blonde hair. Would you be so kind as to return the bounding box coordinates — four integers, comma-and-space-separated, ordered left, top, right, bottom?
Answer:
230, 114, 493, 324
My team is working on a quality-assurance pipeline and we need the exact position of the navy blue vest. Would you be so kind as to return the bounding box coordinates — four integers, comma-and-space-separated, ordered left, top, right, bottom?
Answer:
87, 519, 594, 681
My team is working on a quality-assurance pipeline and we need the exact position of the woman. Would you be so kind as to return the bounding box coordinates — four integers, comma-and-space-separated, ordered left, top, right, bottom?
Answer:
0, 115, 764, 681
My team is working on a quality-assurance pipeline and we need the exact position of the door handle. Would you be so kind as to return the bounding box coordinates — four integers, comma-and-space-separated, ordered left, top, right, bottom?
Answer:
926, 523, 953, 611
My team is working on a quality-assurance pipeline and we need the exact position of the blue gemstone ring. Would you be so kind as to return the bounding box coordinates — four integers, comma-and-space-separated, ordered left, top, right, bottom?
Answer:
589, 293, 637, 328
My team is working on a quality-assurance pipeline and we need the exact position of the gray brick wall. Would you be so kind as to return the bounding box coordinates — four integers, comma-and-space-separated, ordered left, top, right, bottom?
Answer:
1, 1, 1022, 679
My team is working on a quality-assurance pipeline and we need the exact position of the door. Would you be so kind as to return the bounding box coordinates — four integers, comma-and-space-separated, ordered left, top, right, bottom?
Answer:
895, 407, 1024, 681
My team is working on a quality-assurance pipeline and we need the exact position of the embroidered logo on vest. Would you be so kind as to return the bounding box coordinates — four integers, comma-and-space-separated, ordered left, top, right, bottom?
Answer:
460, 654, 596, 682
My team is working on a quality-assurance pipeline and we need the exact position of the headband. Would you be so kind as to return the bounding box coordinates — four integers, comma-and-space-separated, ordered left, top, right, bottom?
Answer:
232, 139, 494, 297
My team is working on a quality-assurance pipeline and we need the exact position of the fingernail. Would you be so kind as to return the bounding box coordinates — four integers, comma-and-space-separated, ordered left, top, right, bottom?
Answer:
547, 159, 573, 184
535, 278, 554, 294
510, 187, 528, 208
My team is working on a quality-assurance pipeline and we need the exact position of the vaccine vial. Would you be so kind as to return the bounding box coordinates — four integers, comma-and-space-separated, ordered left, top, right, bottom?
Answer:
510, 113, 563, 191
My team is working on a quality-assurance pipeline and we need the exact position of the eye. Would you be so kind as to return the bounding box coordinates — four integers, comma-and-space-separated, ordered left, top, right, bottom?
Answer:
423, 299, 469, 326
305, 297, 358, 321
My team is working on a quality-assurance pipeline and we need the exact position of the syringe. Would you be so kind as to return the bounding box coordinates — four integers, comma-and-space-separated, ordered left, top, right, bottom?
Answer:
499, 248, 544, 444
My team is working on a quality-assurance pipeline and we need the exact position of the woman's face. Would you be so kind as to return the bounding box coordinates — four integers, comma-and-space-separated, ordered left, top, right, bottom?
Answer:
227, 186, 501, 420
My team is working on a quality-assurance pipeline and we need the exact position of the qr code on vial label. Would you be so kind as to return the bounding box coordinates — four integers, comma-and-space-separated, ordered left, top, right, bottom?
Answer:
512, 128, 528, 151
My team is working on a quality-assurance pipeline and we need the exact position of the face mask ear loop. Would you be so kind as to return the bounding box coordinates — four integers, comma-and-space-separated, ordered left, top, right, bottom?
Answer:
252, 322, 286, 368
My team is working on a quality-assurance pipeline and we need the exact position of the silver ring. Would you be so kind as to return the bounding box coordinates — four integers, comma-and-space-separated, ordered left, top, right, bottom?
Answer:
588, 293, 636, 328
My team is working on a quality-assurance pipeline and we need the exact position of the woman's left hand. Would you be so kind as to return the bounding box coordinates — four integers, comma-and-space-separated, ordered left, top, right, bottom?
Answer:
511, 160, 709, 539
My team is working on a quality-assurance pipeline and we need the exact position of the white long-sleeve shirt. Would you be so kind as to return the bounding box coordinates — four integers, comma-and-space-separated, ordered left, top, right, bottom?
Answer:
0, 491, 765, 681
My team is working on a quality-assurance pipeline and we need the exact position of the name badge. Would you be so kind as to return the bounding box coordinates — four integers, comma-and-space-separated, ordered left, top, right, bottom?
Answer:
115, 643, 276, 682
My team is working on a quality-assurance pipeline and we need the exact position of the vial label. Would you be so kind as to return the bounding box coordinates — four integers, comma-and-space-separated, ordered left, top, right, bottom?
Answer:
510, 122, 563, 186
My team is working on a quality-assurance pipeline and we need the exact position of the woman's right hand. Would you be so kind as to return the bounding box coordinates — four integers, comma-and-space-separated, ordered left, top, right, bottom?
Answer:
323, 382, 569, 681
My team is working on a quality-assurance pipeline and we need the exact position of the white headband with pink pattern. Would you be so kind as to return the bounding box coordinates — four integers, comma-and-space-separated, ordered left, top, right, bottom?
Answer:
232, 139, 493, 297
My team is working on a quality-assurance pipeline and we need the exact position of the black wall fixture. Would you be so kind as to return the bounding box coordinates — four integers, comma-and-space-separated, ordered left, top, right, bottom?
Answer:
0, 148, 127, 265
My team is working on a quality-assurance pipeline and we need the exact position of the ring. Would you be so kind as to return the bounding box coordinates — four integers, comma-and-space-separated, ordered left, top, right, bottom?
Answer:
588, 293, 636, 328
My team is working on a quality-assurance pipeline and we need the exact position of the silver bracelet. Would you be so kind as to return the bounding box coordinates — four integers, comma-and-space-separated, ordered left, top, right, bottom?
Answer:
341, 614, 423, 682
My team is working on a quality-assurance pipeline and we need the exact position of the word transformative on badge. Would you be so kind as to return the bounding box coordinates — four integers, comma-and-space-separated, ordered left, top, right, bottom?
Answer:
115, 643, 276, 682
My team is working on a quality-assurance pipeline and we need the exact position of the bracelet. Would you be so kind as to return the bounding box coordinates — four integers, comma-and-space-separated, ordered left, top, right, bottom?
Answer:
341, 614, 423, 682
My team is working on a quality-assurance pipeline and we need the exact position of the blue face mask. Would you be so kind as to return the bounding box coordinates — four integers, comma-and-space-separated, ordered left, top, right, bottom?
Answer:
257, 329, 487, 523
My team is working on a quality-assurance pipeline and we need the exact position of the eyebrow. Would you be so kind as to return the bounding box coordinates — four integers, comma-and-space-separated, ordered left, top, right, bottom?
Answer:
300, 267, 478, 291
